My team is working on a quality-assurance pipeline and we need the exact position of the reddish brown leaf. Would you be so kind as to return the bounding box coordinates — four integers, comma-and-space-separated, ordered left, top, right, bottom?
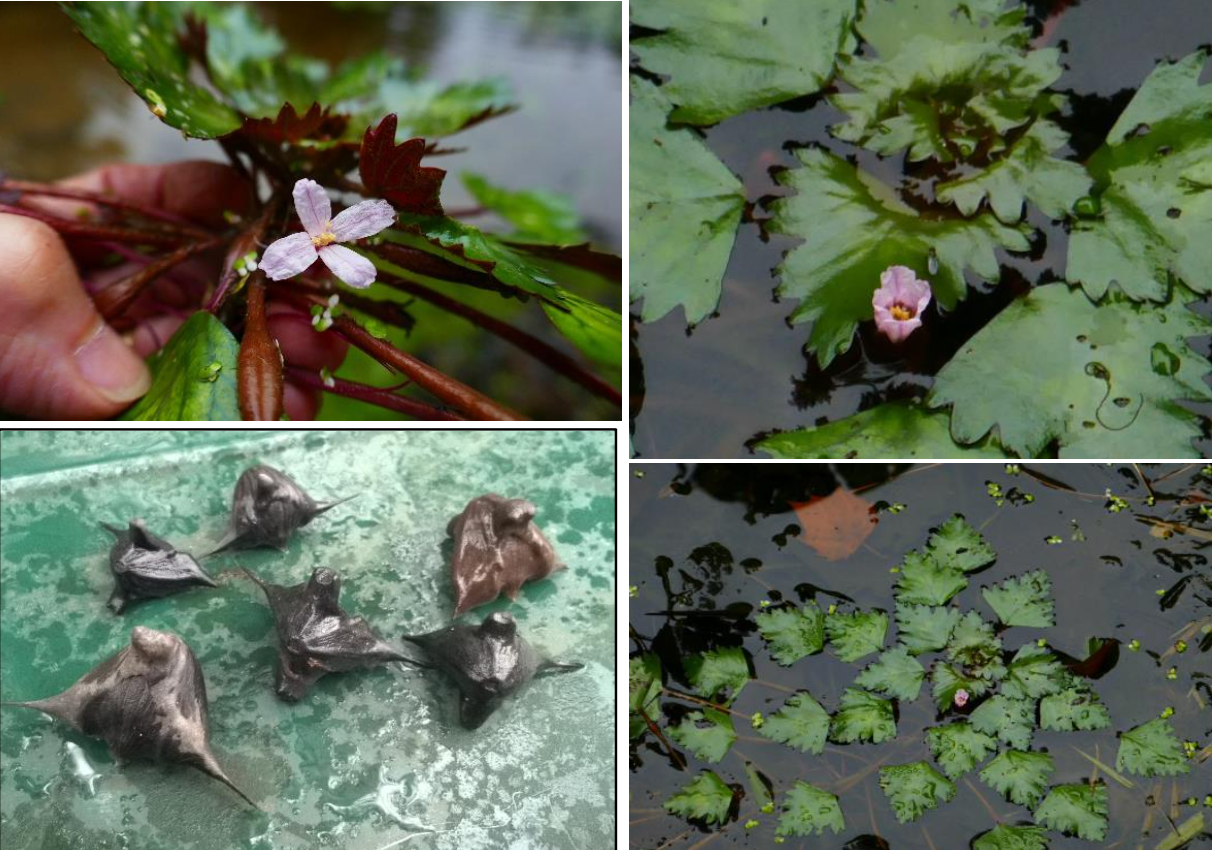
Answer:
359, 114, 445, 215
238, 103, 349, 144
791, 488, 877, 561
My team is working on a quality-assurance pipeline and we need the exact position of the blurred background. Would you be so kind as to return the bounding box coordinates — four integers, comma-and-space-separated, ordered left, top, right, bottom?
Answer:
0, 1, 622, 420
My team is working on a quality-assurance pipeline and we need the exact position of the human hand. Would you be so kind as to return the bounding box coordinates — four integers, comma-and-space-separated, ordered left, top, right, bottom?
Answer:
0, 161, 347, 420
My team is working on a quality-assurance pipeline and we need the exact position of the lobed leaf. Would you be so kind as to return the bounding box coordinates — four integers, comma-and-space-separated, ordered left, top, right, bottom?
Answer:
855, 647, 926, 702
926, 515, 996, 574
972, 824, 1050, 850
755, 603, 826, 666
777, 781, 846, 837
628, 654, 662, 740
969, 695, 1035, 751
360, 113, 445, 215
686, 646, 750, 705
979, 749, 1054, 808
826, 609, 889, 662
1001, 643, 1066, 701
1039, 685, 1111, 732
759, 692, 831, 754
668, 708, 736, 763
1116, 717, 1190, 777
664, 771, 735, 826
932, 662, 991, 712
1033, 782, 1108, 841
945, 611, 1005, 680
895, 551, 969, 607
879, 761, 956, 823
983, 570, 1056, 628
830, 688, 897, 744
896, 603, 963, 655
925, 721, 998, 779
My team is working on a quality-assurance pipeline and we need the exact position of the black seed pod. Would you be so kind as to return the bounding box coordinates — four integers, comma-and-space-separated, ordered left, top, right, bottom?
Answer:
210, 464, 352, 554
102, 520, 216, 614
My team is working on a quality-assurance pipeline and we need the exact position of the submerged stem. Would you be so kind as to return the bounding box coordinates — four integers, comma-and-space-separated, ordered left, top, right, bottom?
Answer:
285, 366, 465, 421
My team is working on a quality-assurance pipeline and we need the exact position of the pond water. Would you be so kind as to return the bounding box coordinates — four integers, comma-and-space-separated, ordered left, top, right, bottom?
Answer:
630, 462, 1211, 849
0, 429, 616, 849
629, 0, 1212, 458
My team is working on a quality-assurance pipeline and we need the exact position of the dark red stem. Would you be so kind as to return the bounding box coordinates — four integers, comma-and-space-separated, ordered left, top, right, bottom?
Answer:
0, 203, 190, 248
1, 179, 212, 236
206, 196, 282, 312
285, 366, 466, 421
94, 237, 223, 320
369, 241, 506, 293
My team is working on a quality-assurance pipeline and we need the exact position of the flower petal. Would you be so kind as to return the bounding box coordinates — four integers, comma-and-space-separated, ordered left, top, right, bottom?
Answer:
915, 286, 933, 315
292, 178, 331, 237
329, 199, 396, 242
260, 232, 318, 280
318, 244, 376, 288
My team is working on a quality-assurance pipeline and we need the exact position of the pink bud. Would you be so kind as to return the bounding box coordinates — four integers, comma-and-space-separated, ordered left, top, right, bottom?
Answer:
872, 265, 932, 342
954, 688, 969, 708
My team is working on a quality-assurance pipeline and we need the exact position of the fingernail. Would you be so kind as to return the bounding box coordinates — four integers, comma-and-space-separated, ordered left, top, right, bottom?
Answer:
74, 322, 152, 403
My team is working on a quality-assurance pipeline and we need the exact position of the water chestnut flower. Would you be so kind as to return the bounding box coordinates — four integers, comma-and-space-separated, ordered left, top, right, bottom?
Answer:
260, 179, 395, 289
954, 688, 969, 708
872, 265, 932, 343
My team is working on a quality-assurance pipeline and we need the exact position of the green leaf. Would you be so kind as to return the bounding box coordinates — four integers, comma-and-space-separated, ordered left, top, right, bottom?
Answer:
61, 2, 242, 138
759, 692, 830, 755
540, 291, 623, 374
668, 709, 736, 763
755, 603, 825, 666
853, 0, 1030, 62
826, 609, 888, 662
754, 400, 1007, 459
969, 696, 1035, 751
896, 603, 962, 655
365, 72, 514, 138
829, 688, 896, 744
1068, 51, 1212, 302
631, 0, 858, 125
930, 283, 1212, 457
931, 662, 991, 711
937, 120, 1092, 223
925, 721, 998, 779
629, 654, 662, 740
926, 515, 996, 574
686, 646, 750, 705
664, 771, 735, 826
972, 824, 1050, 850
895, 551, 969, 607
629, 76, 745, 324
1116, 717, 1191, 777
119, 312, 239, 421
879, 761, 957, 823
1033, 782, 1109, 841
769, 147, 1030, 368
743, 762, 773, 812
461, 173, 587, 245
1001, 643, 1066, 701
1039, 686, 1111, 731
776, 781, 845, 837
945, 611, 1005, 680
855, 647, 926, 702
979, 749, 1054, 808
983, 570, 1056, 627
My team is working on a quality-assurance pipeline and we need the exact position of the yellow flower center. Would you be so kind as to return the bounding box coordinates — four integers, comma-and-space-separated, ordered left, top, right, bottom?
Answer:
311, 228, 337, 248
890, 304, 914, 321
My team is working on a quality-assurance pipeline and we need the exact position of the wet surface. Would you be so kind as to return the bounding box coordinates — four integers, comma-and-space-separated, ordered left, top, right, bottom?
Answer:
1, 429, 615, 849
630, 462, 1211, 849
629, 0, 1212, 458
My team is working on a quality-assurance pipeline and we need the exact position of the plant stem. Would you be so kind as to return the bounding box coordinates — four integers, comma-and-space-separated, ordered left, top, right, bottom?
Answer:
206, 197, 282, 312
330, 314, 526, 421
94, 237, 223, 320
377, 273, 621, 406
276, 277, 415, 334
369, 241, 501, 291
0, 179, 212, 236
285, 366, 466, 421
237, 275, 284, 421
0, 203, 189, 248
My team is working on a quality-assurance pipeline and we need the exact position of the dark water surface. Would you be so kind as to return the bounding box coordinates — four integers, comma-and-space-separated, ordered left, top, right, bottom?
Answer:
630, 463, 1211, 849
629, 0, 1212, 458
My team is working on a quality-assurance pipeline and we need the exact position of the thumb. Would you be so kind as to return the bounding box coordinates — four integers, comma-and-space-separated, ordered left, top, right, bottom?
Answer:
0, 214, 151, 419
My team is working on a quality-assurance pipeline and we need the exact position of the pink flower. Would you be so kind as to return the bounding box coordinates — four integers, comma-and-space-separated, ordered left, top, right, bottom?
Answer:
954, 688, 969, 708
260, 179, 395, 289
872, 265, 932, 343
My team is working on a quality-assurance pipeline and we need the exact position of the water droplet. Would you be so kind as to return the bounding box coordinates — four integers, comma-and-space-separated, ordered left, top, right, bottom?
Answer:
1151, 342, 1179, 376
927, 248, 939, 276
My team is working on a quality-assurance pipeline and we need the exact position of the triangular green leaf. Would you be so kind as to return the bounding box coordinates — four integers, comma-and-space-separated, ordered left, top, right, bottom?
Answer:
1039, 685, 1111, 731
743, 762, 774, 812
629, 654, 663, 740
776, 781, 846, 837
895, 551, 969, 607
1033, 782, 1108, 841
664, 771, 735, 826
826, 609, 889, 662
769, 147, 1030, 368
970, 695, 1035, 751
926, 515, 996, 574
979, 749, 1054, 808
929, 283, 1212, 457
1116, 717, 1191, 777
631, 0, 858, 125
629, 76, 745, 324
685, 646, 750, 705
896, 603, 963, 655
1001, 643, 1066, 701
879, 761, 957, 823
983, 570, 1056, 627
668, 709, 736, 763
755, 603, 826, 666
945, 611, 1006, 680
925, 721, 998, 779
855, 647, 926, 702
759, 692, 831, 755
829, 688, 897, 744
120, 312, 239, 421
972, 824, 1050, 850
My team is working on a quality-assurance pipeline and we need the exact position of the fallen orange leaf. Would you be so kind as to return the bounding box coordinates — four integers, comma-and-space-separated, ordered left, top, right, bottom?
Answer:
791, 488, 877, 560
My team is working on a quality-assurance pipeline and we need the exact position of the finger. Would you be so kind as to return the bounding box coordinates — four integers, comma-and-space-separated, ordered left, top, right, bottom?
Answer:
0, 214, 151, 418
266, 303, 349, 372
284, 382, 319, 421
129, 314, 186, 358
59, 161, 254, 229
